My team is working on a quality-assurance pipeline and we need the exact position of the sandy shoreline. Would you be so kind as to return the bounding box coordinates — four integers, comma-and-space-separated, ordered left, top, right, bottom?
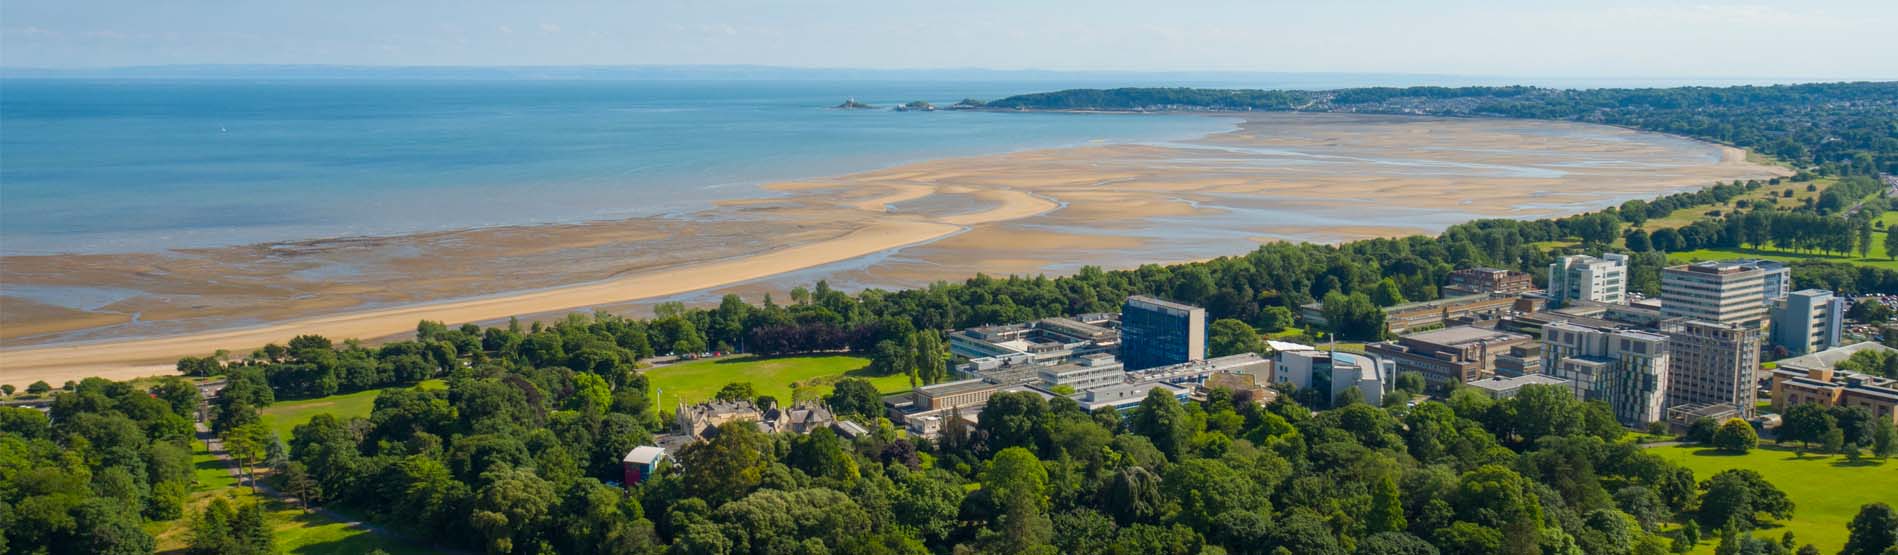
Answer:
0, 113, 1786, 387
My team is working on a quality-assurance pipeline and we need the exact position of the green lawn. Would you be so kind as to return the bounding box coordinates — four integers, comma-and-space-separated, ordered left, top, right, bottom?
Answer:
1647, 444, 1896, 554
644, 354, 910, 408
1667, 243, 1898, 271
260, 379, 445, 440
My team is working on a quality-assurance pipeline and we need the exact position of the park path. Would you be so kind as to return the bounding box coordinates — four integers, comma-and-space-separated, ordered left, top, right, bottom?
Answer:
196, 418, 465, 553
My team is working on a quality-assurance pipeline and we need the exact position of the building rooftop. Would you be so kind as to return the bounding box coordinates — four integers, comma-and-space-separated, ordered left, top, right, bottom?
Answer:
1402, 325, 1528, 346
1466, 374, 1570, 392
623, 446, 667, 465
1126, 295, 1202, 312
1267, 340, 1315, 352
1777, 342, 1898, 372
1382, 292, 1506, 313
916, 378, 999, 397
1673, 259, 1787, 275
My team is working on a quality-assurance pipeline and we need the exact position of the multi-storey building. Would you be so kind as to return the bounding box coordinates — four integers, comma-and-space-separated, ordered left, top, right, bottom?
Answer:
1541, 320, 1672, 426
1365, 325, 1535, 386
1273, 350, 1391, 407
1663, 319, 1763, 419
1121, 296, 1206, 371
1037, 353, 1127, 392
1444, 267, 1536, 297
1768, 289, 1845, 356
1548, 253, 1629, 307
1660, 260, 1789, 329
1770, 342, 1898, 424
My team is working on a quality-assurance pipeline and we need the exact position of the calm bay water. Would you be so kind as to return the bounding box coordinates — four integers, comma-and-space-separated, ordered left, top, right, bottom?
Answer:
0, 79, 1232, 255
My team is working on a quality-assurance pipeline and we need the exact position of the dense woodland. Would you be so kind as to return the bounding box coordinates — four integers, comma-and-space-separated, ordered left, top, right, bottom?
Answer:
7, 82, 1898, 554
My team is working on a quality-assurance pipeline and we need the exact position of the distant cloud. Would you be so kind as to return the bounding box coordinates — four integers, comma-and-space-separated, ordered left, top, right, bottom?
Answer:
539, 23, 561, 33
497, 25, 513, 34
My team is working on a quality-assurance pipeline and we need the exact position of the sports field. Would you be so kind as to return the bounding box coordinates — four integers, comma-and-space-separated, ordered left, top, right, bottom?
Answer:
1647, 444, 1895, 554
644, 354, 911, 408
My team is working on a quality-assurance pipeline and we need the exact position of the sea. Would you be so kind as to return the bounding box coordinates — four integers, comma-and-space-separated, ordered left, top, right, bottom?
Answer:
0, 79, 1240, 255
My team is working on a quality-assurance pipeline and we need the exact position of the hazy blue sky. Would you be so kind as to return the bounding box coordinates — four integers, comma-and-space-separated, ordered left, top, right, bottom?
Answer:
4, 0, 1893, 78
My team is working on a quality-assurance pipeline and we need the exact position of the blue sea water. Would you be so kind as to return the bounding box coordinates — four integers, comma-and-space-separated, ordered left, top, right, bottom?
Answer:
0, 79, 1232, 255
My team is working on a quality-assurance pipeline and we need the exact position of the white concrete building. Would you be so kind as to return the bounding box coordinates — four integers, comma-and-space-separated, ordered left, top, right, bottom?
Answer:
1549, 253, 1629, 307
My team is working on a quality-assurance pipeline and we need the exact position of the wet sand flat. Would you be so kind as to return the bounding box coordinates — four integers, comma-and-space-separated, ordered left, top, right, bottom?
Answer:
0, 113, 1786, 387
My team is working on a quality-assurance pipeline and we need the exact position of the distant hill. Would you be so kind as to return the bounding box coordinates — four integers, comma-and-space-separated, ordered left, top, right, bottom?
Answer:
986, 82, 1898, 175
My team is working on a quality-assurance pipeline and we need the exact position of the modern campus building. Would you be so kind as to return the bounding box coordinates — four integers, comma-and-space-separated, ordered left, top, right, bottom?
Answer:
1076, 381, 1191, 412
1303, 292, 1520, 335
949, 313, 1120, 370
1273, 350, 1392, 407
1769, 342, 1898, 424
1364, 325, 1535, 386
622, 446, 667, 486
1548, 253, 1629, 307
1662, 319, 1764, 419
1120, 296, 1206, 371
1540, 320, 1672, 426
1768, 289, 1845, 356
1443, 267, 1536, 297
1037, 353, 1128, 392
1465, 374, 1573, 399
1660, 259, 1790, 329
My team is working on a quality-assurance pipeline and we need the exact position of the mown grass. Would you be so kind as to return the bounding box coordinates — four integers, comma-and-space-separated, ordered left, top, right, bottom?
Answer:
1646, 444, 1895, 554
644, 354, 909, 408
260, 379, 445, 440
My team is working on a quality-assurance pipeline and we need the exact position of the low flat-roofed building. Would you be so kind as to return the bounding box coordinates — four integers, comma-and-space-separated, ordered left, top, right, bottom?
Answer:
1079, 381, 1189, 412
1493, 343, 1543, 377
1365, 325, 1535, 386
910, 379, 1002, 411
1666, 402, 1745, 431
1444, 267, 1536, 297
622, 446, 667, 486
1037, 353, 1127, 392
1301, 292, 1518, 335
1198, 371, 1276, 405
1466, 374, 1572, 399
1127, 352, 1273, 387
949, 314, 1121, 369
1770, 342, 1898, 424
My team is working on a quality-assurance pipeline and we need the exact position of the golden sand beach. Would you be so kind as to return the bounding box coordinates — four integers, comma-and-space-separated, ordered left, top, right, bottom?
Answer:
0, 113, 1786, 387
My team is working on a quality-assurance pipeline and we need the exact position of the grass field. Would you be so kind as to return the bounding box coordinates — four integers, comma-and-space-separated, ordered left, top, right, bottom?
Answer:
1641, 178, 1831, 232
152, 435, 435, 554
1647, 444, 1896, 554
644, 354, 910, 408
260, 379, 445, 439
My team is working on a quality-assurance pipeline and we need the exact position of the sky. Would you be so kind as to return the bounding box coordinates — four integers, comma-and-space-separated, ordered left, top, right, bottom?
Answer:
3, 0, 1895, 79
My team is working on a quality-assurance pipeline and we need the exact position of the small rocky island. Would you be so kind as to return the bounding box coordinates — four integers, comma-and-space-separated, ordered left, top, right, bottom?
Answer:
893, 100, 936, 112
947, 98, 986, 110
834, 98, 875, 109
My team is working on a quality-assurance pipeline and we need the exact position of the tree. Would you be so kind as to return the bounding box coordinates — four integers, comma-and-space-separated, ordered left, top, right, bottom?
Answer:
282, 461, 323, 512
1841, 503, 1898, 555
1260, 306, 1296, 333
1696, 469, 1794, 530
714, 382, 757, 403
1687, 417, 1720, 444
1626, 229, 1653, 252
1712, 419, 1758, 453
825, 378, 881, 420
469, 464, 556, 555
1371, 278, 1409, 307
1674, 520, 1700, 553
26, 380, 50, 395
676, 421, 770, 505
1, 384, 13, 396
983, 447, 1053, 551
1209, 319, 1265, 357
1367, 473, 1407, 534
1873, 418, 1896, 459
1321, 291, 1387, 340
1130, 387, 1192, 459
1886, 228, 1898, 261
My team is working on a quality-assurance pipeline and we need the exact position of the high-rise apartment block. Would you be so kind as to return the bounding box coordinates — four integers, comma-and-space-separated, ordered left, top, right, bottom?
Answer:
1120, 296, 1206, 371
1540, 320, 1672, 426
1548, 253, 1629, 307
1660, 260, 1789, 329
1768, 289, 1845, 356
1663, 319, 1763, 419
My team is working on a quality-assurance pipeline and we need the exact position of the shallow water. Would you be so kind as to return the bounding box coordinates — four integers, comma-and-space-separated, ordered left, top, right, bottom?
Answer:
0, 79, 1234, 255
